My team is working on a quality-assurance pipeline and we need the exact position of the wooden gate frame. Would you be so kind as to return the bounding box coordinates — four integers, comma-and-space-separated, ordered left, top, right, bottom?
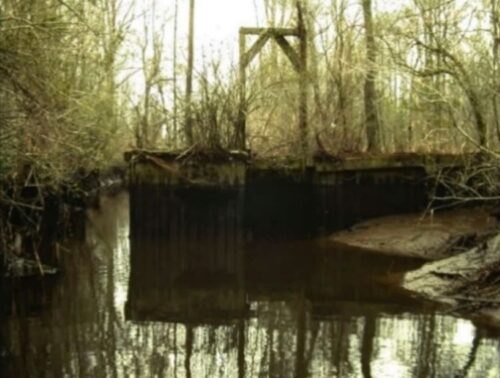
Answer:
235, 9, 308, 159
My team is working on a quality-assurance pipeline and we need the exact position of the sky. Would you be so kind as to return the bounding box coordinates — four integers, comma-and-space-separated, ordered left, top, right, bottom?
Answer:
125, 0, 266, 73
121, 0, 479, 102
120, 0, 269, 98
122, 0, 415, 80
194, 0, 261, 56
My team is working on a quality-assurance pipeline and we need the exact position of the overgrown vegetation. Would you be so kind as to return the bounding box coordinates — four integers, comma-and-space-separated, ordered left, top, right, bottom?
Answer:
3, 0, 499, 173
0, 0, 128, 185
0, 0, 129, 269
1, 0, 500, 269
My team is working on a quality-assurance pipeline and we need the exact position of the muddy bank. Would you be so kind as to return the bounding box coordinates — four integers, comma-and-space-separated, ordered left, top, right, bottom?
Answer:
328, 208, 498, 260
326, 207, 500, 328
402, 233, 500, 328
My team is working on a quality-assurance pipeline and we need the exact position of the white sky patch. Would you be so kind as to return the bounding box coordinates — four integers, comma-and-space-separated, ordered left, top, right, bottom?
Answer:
121, 0, 266, 85
116, 0, 271, 139
374, 0, 411, 14
122, 0, 417, 75
452, 319, 476, 346
195, 0, 260, 52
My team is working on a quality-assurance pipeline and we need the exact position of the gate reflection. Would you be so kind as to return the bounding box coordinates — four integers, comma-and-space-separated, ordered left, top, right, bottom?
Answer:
127, 184, 247, 324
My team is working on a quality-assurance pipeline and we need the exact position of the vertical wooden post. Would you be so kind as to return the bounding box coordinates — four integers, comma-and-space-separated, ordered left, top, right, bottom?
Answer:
298, 3, 309, 164
237, 30, 247, 150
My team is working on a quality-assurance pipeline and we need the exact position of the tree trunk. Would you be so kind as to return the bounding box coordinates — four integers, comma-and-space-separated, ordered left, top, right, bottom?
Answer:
172, 0, 179, 146
492, 0, 500, 142
185, 0, 195, 145
361, 0, 381, 152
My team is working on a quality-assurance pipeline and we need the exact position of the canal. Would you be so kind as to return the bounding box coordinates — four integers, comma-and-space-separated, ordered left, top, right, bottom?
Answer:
1, 192, 499, 377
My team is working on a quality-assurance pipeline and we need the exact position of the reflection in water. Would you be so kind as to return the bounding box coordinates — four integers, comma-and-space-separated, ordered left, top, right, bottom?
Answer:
0, 192, 499, 377
127, 186, 246, 325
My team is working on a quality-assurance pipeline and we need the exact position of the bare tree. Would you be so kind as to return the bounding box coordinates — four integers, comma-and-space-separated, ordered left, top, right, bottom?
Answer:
172, 0, 179, 145
361, 0, 382, 152
491, 0, 500, 141
185, 0, 195, 145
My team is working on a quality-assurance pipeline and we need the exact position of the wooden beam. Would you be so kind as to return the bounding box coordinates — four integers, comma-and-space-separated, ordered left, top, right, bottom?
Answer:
240, 27, 299, 36
241, 31, 271, 67
236, 16, 308, 155
273, 35, 301, 72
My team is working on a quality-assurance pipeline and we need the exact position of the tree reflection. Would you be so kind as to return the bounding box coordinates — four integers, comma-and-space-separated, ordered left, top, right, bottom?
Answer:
455, 329, 481, 378
361, 315, 376, 378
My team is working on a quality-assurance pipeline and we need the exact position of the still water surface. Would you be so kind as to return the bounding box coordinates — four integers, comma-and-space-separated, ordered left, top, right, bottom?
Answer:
1, 193, 499, 378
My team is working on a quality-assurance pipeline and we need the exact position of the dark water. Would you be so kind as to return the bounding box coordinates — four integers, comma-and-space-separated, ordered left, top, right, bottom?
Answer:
1, 193, 499, 378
